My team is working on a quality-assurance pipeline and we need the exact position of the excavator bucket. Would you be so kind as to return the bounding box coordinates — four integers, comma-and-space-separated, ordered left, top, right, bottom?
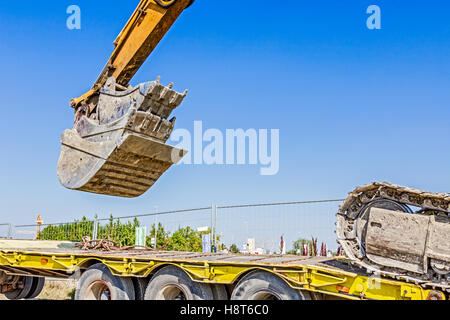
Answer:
57, 77, 188, 198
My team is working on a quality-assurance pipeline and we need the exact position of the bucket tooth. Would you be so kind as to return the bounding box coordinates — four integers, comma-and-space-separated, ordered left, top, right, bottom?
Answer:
57, 77, 188, 198
140, 79, 186, 119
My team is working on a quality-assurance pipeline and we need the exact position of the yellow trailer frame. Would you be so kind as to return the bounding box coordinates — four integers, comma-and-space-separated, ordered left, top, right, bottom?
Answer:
0, 242, 446, 301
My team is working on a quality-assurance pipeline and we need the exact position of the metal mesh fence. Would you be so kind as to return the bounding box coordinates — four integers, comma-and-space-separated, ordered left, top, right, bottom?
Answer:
216, 200, 343, 254
15, 220, 95, 241
94, 207, 212, 247
12, 207, 212, 246
8, 200, 343, 253
0, 223, 12, 239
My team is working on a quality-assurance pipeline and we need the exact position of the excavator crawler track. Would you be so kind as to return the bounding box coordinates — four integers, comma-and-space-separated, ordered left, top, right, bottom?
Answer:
337, 182, 450, 292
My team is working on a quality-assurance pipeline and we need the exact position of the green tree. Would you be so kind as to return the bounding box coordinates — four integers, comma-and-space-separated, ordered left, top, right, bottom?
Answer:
38, 216, 94, 242
229, 244, 240, 254
168, 227, 202, 252
146, 223, 171, 248
38, 216, 226, 255
287, 238, 313, 255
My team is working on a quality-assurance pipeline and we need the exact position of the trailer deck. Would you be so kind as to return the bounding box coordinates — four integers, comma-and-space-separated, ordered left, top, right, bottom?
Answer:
0, 240, 446, 300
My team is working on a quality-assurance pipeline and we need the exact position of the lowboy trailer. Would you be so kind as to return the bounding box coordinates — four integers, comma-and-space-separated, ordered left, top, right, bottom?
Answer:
0, 240, 446, 300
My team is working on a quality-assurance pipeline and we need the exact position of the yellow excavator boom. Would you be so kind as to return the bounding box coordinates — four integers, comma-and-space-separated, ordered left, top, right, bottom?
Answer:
71, 0, 193, 109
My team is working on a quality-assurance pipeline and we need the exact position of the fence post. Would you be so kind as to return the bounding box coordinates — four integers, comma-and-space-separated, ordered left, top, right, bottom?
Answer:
7, 223, 12, 239
209, 205, 218, 252
214, 205, 218, 249
210, 205, 214, 252
92, 218, 98, 240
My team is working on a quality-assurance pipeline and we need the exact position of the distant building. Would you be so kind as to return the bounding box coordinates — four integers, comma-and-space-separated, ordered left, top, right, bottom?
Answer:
247, 238, 256, 255
255, 248, 265, 255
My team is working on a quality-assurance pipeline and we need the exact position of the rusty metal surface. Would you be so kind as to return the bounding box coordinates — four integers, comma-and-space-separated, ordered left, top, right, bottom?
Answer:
337, 182, 450, 290
74, 237, 168, 252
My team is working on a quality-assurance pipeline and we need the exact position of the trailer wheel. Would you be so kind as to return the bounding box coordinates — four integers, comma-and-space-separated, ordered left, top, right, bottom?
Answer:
132, 277, 149, 300
25, 277, 46, 300
211, 284, 229, 300
144, 266, 213, 300
75, 263, 135, 300
5, 276, 34, 300
231, 271, 311, 300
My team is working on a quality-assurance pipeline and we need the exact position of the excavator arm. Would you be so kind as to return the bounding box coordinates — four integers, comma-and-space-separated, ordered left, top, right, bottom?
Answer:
71, 0, 194, 109
57, 0, 194, 198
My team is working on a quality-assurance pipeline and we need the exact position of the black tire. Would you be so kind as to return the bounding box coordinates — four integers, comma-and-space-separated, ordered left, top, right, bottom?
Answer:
231, 271, 311, 301
144, 266, 213, 300
211, 284, 229, 300
75, 263, 135, 300
132, 277, 149, 300
5, 276, 34, 300
25, 277, 46, 300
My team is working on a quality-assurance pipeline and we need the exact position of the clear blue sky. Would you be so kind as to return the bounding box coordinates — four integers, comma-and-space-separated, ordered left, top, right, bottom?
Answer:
0, 0, 449, 236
